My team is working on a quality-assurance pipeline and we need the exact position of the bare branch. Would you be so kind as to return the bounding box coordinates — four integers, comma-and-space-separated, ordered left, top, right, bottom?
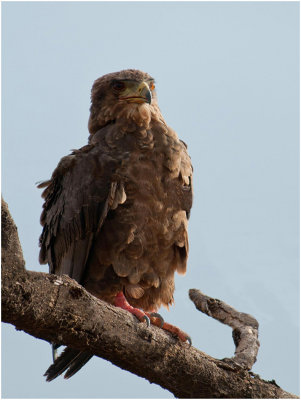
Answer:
1, 197, 25, 273
189, 288, 260, 370
1, 198, 297, 398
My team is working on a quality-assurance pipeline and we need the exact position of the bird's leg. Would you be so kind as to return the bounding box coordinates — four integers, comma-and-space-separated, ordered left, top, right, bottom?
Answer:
114, 292, 150, 326
160, 322, 192, 345
146, 313, 192, 345
146, 312, 165, 328
115, 292, 191, 345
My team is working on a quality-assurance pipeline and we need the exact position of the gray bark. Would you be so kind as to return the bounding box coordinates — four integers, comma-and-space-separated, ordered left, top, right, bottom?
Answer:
189, 289, 260, 370
1, 198, 297, 398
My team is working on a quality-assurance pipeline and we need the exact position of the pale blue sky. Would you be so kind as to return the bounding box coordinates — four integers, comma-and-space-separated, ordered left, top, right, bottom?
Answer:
2, 1, 299, 398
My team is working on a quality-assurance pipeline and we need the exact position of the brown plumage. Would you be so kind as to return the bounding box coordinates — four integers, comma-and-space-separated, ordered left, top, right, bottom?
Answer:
40, 69, 193, 381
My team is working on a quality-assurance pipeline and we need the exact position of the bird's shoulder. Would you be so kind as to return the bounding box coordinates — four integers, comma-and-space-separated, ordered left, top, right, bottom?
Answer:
38, 139, 124, 266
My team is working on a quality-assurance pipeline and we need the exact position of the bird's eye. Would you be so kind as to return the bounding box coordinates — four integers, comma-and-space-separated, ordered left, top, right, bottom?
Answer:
149, 82, 155, 91
112, 81, 126, 91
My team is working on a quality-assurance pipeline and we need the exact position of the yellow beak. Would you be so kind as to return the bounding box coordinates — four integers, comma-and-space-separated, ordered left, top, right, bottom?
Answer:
120, 81, 152, 104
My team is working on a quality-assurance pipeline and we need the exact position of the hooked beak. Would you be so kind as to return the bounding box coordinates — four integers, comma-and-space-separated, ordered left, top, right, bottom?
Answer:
120, 81, 152, 104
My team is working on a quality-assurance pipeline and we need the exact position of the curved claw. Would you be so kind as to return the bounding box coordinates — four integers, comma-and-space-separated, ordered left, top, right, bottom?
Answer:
186, 335, 192, 346
142, 314, 150, 327
149, 312, 165, 328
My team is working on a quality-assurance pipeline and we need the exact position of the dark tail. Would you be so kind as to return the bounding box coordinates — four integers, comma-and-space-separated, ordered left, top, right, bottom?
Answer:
44, 347, 93, 381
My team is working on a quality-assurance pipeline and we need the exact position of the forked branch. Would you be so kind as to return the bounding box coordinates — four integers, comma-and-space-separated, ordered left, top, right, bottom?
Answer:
189, 289, 260, 370
1, 198, 297, 398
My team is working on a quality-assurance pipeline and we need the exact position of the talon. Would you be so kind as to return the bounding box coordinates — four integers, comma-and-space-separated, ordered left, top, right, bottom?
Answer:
114, 292, 150, 326
142, 315, 150, 327
186, 335, 192, 346
149, 312, 164, 328
114, 292, 190, 344
160, 321, 191, 344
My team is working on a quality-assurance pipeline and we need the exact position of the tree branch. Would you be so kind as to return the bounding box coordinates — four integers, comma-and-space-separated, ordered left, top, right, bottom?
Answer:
1, 198, 297, 398
189, 289, 260, 370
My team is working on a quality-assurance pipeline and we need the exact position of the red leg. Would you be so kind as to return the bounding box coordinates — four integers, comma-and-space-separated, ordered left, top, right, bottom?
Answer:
114, 292, 191, 344
146, 313, 191, 344
114, 292, 150, 325
161, 322, 191, 344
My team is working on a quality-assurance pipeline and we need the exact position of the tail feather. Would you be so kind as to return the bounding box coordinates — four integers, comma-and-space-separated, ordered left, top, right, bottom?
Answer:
64, 352, 94, 379
44, 347, 93, 382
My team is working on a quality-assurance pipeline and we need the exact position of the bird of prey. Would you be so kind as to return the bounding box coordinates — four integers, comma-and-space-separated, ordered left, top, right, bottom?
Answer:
39, 69, 193, 381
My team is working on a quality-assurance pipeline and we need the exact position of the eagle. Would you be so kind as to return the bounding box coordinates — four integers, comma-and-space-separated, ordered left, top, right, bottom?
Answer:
39, 69, 193, 381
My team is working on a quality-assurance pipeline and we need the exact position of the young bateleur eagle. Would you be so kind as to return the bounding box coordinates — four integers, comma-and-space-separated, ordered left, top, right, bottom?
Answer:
39, 69, 193, 381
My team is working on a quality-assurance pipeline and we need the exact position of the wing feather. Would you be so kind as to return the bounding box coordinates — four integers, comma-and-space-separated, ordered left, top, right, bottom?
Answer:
39, 144, 121, 283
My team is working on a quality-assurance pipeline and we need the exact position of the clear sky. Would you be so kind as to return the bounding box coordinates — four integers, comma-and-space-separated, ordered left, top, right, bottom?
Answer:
2, 1, 299, 398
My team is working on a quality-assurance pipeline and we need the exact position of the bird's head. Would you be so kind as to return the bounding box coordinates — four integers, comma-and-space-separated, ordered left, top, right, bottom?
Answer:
88, 69, 161, 135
